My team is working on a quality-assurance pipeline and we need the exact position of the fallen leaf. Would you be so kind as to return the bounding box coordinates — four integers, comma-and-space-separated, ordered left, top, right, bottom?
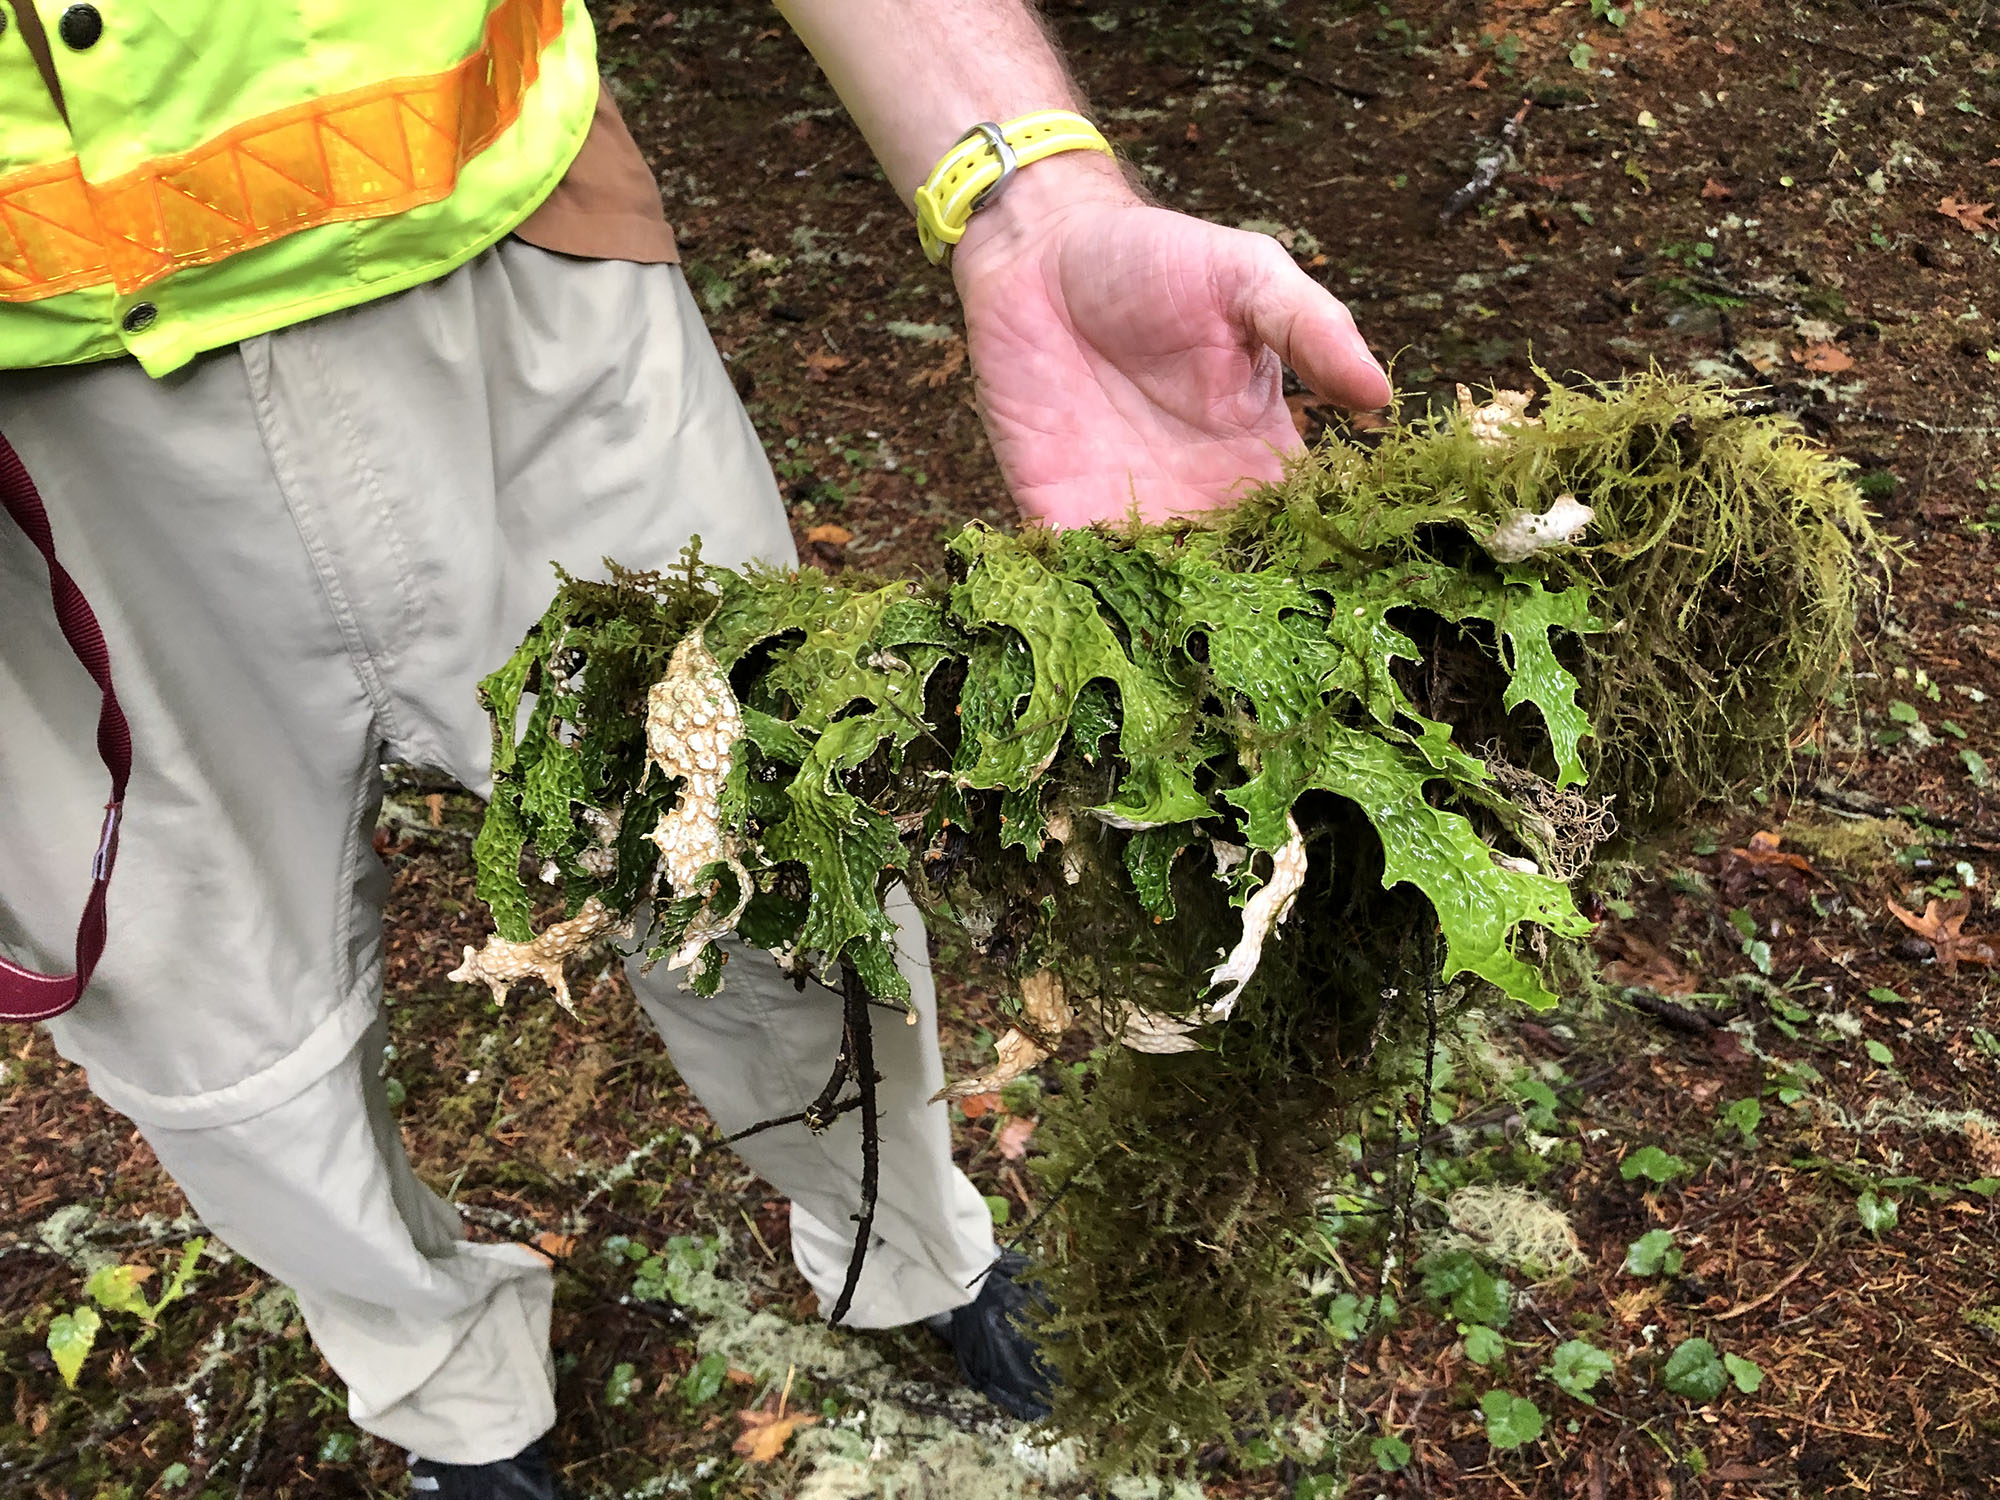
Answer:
1792, 343, 1854, 373
1184, 120, 1202, 144
1599, 927, 1697, 996
956, 1091, 1003, 1119
1708, 1028, 1752, 1065
1285, 392, 1319, 438
1713, 39, 1736, 55
1965, 1118, 2000, 1175
800, 347, 849, 383
1711, 1464, 1772, 1483
733, 1408, 819, 1463
994, 1115, 1038, 1161
1494, 234, 1519, 259
426, 792, 445, 828
1464, 61, 1492, 90
529, 1231, 576, 1265
605, 2, 639, 30
1939, 196, 1995, 233
906, 339, 966, 389
1701, 176, 1733, 201
1887, 895, 2000, 977
804, 523, 852, 547
1722, 829, 1826, 900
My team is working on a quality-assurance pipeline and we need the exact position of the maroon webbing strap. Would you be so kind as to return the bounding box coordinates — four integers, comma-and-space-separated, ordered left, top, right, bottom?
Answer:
0, 431, 130, 1023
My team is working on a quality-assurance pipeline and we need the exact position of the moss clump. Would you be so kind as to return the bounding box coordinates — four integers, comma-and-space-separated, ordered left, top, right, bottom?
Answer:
462, 374, 1881, 1471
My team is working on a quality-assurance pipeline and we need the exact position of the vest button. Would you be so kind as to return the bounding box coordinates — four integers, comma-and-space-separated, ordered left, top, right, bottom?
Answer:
121, 302, 157, 334
59, 5, 104, 50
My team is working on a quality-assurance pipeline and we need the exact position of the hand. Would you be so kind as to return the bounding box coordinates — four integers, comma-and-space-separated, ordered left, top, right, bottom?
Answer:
951, 160, 1391, 530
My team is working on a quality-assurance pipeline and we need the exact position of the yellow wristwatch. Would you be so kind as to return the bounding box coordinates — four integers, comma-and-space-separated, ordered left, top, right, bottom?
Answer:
912, 110, 1117, 265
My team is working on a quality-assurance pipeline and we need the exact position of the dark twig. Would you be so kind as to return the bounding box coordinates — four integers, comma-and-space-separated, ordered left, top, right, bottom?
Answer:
827, 962, 881, 1328
803, 1007, 857, 1131
723, 1093, 865, 1146
1621, 989, 1722, 1035
1439, 98, 1530, 223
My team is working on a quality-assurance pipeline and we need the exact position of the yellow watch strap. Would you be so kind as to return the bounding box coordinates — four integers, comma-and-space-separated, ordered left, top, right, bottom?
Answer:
912, 110, 1116, 266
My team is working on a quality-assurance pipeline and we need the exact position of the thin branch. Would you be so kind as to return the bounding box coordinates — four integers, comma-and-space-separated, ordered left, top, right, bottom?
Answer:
827, 962, 881, 1328
803, 1008, 856, 1132
722, 1093, 864, 1146
1440, 99, 1531, 223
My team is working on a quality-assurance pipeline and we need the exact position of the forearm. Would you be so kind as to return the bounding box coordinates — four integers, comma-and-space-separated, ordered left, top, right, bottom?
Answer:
773, 0, 1123, 209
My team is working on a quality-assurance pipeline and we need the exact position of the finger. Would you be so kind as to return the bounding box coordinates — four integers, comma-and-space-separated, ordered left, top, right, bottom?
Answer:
1236, 239, 1393, 412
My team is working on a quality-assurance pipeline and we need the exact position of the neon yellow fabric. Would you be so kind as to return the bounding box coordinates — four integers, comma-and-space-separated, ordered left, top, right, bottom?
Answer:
0, 1, 598, 375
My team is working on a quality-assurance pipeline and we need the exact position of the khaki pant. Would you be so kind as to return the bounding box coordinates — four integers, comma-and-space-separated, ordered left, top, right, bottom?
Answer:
0, 243, 994, 1465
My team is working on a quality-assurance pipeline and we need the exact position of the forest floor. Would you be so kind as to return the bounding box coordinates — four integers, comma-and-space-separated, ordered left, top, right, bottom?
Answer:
4, 1, 1999, 1497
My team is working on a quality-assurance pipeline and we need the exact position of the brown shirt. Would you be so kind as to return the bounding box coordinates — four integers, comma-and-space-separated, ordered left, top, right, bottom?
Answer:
515, 85, 681, 265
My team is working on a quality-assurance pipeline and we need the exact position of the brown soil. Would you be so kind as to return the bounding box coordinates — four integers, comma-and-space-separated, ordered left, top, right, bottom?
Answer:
4, 2, 1997, 1498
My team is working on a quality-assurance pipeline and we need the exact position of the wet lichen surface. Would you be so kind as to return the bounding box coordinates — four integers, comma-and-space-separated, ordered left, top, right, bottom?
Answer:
4, 2, 1999, 1497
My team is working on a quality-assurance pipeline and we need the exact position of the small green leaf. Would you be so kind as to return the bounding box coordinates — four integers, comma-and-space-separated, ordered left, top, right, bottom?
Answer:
1719, 1098, 1763, 1143
317, 1432, 359, 1463
158, 1462, 192, 1491
983, 1193, 1013, 1227
1723, 1352, 1765, 1394
47, 1306, 101, 1389
1464, 1324, 1508, 1365
1662, 1338, 1728, 1402
1866, 986, 1906, 1006
1727, 907, 1758, 942
1620, 1146, 1692, 1183
85, 1263, 155, 1320
1371, 1433, 1414, 1471
1481, 1389, 1545, 1449
1623, 1228, 1682, 1277
1864, 1037, 1895, 1065
679, 1351, 730, 1406
1569, 39, 1597, 70
1963, 748, 1992, 788
605, 1360, 641, 1407
1856, 1189, 1899, 1234
1888, 700, 1922, 724
1549, 1339, 1615, 1404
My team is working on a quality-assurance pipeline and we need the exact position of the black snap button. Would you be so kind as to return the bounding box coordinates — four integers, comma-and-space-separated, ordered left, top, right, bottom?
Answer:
0, 10, 10, 40
121, 302, 157, 335
59, 4, 103, 50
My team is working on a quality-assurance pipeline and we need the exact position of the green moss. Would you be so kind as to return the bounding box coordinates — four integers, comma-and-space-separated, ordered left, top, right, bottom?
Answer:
463, 374, 1880, 1471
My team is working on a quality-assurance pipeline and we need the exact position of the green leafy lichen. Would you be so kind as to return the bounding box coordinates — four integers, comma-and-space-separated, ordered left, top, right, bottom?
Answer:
462, 373, 1880, 1471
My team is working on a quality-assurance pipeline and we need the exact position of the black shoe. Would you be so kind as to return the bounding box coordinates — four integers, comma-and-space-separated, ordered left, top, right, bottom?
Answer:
938, 1251, 1058, 1421
408, 1438, 567, 1499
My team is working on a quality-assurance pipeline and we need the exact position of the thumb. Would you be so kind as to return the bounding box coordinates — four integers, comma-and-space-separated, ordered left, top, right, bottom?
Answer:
1236, 239, 1393, 411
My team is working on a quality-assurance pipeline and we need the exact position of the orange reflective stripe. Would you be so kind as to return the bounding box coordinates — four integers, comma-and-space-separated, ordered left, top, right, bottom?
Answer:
0, 0, 564, 303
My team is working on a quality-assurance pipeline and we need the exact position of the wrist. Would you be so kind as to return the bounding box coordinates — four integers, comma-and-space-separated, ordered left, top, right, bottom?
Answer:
948, 149, 1137, 280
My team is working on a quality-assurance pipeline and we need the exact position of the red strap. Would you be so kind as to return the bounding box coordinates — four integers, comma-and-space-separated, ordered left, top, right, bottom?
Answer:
0, 431, 130, 1023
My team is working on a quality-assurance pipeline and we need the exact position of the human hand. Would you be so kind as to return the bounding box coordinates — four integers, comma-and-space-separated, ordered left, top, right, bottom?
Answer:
951, 160, 1391, 530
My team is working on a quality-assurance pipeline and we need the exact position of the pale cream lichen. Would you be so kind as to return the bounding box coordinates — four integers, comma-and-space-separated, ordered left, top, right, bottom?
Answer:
643, 633, 752, 969
1482, 494, 1597, 564
1205, 816, 1309, 1020
937, 969, 1072, 1100
447, 896, 630, 1014
1457, 383, 1540, 444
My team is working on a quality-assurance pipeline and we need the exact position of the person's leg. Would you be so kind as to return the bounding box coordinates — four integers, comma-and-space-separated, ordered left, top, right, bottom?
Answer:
636, 886, 1000, 1328
0, 351, 554, 1467
257, 240, 997, 1326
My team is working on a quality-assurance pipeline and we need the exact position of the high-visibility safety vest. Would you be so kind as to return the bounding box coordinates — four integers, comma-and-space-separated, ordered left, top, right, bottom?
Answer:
0, 0, 599, 376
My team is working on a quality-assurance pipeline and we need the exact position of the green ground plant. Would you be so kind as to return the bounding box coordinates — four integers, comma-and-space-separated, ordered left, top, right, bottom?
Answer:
455, 373, 1879, 1472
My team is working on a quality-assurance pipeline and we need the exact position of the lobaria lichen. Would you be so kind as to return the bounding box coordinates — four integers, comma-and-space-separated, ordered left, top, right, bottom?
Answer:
455, 373, 1880, 1470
